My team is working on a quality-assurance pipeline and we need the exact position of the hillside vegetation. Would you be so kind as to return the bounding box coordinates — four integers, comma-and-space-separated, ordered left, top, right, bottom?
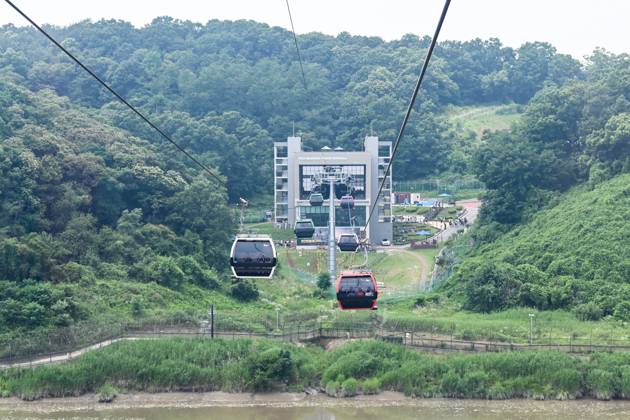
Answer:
446, 174, 630, 319
2, 338, 630, 401
441, 50, 629, 318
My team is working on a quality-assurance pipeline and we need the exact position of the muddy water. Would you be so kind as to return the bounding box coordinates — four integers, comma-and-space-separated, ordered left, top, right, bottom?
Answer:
1, 394, 630, 420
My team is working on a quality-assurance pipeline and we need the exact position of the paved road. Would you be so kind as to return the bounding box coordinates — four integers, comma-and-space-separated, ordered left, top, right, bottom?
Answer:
433, 199, 481, 243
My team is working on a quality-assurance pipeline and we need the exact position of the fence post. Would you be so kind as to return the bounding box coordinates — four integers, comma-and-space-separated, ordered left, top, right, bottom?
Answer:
210, 304, 215, 339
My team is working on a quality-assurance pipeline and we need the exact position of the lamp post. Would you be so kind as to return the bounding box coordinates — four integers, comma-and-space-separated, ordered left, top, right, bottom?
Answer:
529, 313, 535, 345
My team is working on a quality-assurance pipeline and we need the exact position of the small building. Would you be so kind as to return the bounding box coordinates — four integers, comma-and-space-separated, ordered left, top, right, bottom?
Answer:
394, 192, 411, 205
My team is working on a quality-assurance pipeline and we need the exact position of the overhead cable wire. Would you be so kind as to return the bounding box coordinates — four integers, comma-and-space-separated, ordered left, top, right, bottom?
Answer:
363, 0, 451, 233
3, 0, 227, 187
285, 0, 308, 90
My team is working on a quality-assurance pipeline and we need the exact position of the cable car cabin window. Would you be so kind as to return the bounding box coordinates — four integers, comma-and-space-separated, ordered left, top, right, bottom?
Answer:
337, 276, 377, 309
230, 239, 277, 278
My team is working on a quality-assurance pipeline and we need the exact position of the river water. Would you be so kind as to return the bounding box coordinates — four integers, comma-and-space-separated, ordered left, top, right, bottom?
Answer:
1, 394, 630, 420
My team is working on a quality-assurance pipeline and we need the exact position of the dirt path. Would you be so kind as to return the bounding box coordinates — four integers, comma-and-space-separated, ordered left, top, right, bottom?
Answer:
285, 248, 295, 268
399, 249, 431, 282
376, 248, 432, 294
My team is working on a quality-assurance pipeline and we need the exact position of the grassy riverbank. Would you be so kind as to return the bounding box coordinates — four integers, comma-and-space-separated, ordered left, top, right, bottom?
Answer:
2, 338, 630, 401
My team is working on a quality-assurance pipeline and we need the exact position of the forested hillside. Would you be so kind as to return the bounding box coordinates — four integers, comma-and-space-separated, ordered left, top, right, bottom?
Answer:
0, 78, 238, 332
0, 18, 583, 195
447, 52, 629, 317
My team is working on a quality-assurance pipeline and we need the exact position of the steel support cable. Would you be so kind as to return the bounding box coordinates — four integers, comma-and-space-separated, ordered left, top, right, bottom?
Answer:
363, 0, 451, 233
285, 0, 308, 90
4, 0, 227, 187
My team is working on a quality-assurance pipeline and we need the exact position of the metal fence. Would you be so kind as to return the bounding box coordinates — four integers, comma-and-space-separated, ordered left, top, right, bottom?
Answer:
394, 178, 484, 194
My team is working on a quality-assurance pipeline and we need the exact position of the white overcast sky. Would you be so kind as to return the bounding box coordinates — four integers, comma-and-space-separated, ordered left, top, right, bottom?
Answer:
1, 0, 628, 59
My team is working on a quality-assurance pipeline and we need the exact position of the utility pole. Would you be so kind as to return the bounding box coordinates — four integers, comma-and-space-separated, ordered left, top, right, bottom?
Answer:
328, 177, 336, 285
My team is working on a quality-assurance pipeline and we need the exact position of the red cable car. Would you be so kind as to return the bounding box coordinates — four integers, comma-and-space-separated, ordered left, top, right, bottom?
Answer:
336, 271, 378, 310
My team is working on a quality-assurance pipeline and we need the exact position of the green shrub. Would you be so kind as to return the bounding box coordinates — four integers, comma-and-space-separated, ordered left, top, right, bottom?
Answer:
248, 347, 294, 391
573, 302, 604, 321
619, 366, 630, 398
98, 384, 118, 403
131, 297, 144, 317
613, 302, 630, 321
325, 380, 339, 397
317, 273, 331, 291
487, 382, 509, 400
341, 378, 358, 397
588, 369, 615, 400
362, 377, 381, 394
147, 256, 185, 289
462, 370, 491, 398
230, 281, 259, 302
322, 351, 378, 384
0, 378, 8, 398
550, 368, 582, 397
440, 370, 465, 397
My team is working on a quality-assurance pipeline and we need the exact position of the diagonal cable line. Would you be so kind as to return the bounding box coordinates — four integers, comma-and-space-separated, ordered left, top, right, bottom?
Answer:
363, 0, 451, 233
3, 0, 227, 187
285, 0, 308, 90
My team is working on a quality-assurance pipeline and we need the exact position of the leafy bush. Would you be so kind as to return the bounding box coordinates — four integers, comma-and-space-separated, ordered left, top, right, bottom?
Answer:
317, 273, 331, 292
325, 381, 339, 397
588, 369, 615, 400
146, 256, 185, 289
550, 368, 583, 397
98, 384, 118, 403
322, 351, 378, 384
230, 281, 259, 302
362, 377, 381, 394
341, 378, 358, 397
573, 302, 604, 321
248, 347, 294, 391
177, 256, 219, 289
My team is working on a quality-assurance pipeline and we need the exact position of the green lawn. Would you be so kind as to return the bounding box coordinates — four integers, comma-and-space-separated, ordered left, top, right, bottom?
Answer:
446, 103, 523, 140
276, 247, 436, 292
435, 206, 463, 220
393, 205, 431, 215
